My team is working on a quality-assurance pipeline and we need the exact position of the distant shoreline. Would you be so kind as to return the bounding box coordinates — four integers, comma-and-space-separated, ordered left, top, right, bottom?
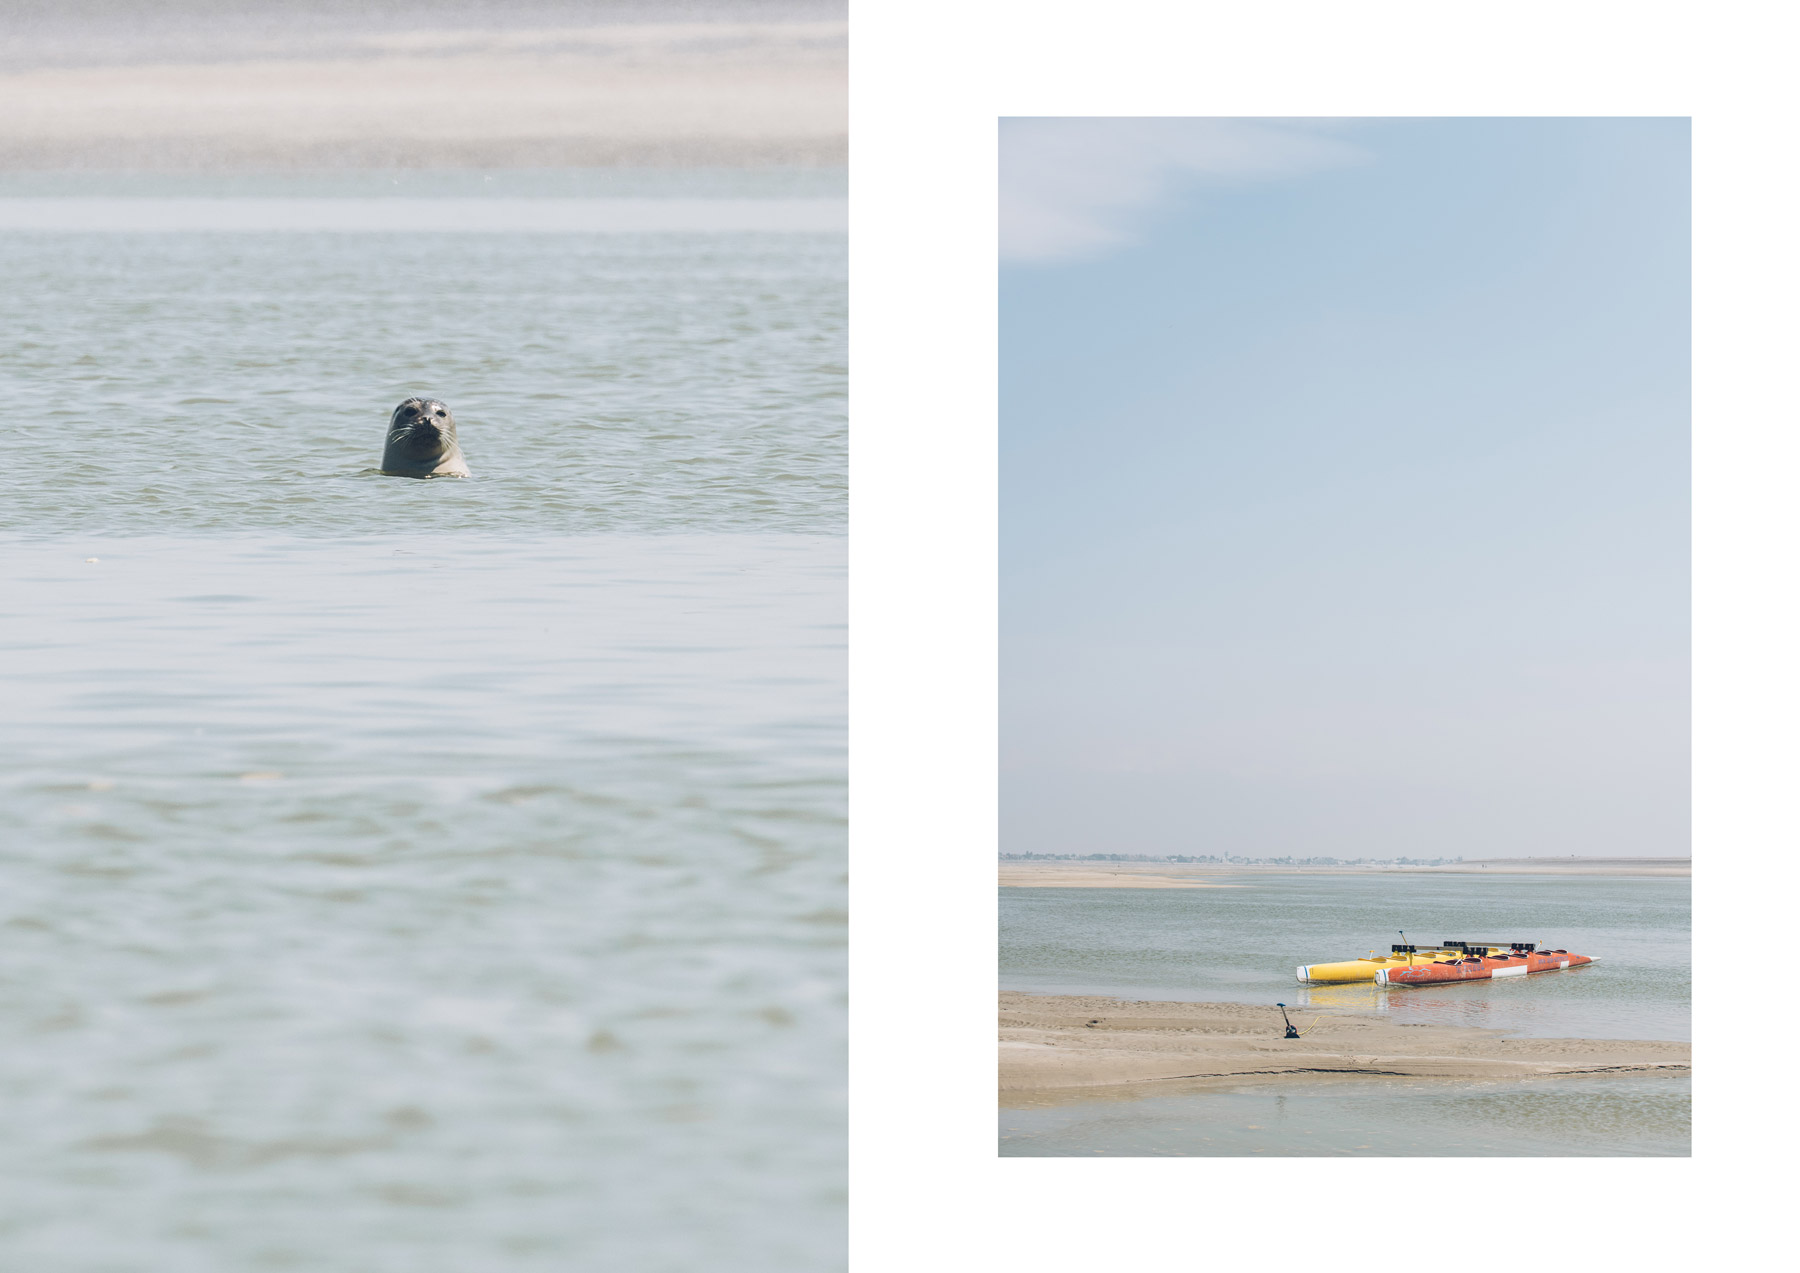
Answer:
999, 993, 1691, 1097
1000, 857, 1689, 887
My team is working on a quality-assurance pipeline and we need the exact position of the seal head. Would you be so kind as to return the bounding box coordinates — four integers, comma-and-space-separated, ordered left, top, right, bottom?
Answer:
381, 398, 470, 478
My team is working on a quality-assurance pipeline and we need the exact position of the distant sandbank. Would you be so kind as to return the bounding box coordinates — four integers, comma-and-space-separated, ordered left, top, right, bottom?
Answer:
999, 993, 1690, 1095
999, 857, 1688, 887
1413, 857, 1690, 876
996, 865, 1245, 889
0, 20, 845, 169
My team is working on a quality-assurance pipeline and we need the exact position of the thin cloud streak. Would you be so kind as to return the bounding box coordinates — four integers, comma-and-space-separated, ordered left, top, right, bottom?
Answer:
1000, 117, 1363, 265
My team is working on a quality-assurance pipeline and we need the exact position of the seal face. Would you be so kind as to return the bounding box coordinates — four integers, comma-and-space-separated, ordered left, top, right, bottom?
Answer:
381, 398, 470, 478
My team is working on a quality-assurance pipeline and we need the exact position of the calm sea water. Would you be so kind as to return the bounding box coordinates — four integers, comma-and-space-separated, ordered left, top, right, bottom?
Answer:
1000, 872, 1689, 1156
2, 228, 844, 536
0, 209, 844, 1268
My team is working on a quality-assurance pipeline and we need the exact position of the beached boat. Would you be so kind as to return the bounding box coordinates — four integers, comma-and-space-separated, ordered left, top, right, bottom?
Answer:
1376, 943, 1596, 985
1296, 943, 1470, 984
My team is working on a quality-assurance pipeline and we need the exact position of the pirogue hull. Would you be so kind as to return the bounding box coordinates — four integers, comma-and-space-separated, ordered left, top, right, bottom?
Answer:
1377, 948, 1595, 985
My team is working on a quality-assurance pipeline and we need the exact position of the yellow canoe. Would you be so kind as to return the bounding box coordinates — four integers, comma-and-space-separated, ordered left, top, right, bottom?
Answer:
1296, 944, 1505, 983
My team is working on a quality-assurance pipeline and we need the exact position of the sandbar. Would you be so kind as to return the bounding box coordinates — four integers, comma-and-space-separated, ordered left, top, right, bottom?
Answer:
999, 992, 1690, 1094
1000, 857, 1688, 886
0, 21, 845, 169
998, 865, 1244, 889
1414, 857, 1689, 876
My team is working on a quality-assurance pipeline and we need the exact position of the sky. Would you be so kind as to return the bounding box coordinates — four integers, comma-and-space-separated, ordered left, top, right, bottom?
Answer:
1000, 117, 1689, 860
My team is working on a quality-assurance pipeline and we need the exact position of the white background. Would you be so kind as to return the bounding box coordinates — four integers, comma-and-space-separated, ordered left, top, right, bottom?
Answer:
850, 0, 1788, 1268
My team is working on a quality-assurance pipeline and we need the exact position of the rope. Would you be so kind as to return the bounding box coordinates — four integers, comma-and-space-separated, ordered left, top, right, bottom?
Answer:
1295, 1016, 1323, 1037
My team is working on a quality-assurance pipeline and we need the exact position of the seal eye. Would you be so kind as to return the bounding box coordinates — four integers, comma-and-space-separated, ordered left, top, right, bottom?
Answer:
434, 409, 446, 417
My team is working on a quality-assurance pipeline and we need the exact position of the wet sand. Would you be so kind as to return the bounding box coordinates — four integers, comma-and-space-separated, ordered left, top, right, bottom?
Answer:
1000, 857, 1688, 886
999, 993, 1691, 1093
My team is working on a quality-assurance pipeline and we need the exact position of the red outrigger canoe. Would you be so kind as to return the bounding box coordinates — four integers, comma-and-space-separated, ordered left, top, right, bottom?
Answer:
1376, 942, 1596, 985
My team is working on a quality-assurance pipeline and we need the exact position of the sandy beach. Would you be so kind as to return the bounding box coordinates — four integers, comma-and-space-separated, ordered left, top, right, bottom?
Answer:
999, 992, 1690, 1093
0, 10, 844, 169
997, 864, 1245, 888
1000, 857, 1689, 886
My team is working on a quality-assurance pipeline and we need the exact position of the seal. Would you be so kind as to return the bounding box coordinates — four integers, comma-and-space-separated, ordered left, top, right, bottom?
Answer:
380, 397, 470, 478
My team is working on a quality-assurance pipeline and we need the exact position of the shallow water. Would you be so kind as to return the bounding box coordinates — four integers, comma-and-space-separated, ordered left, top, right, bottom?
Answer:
1, 228, 844, 536
1, 214, 844, 1267
1001, 872, 1689, 1041
1000, 872, 1688, 1157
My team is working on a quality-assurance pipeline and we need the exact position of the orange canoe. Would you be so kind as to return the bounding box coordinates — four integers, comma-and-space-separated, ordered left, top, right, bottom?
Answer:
1376, 944, 1595, 985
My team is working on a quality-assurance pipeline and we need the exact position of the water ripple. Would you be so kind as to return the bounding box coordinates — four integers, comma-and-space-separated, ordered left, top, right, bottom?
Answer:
0, 233, 845, 538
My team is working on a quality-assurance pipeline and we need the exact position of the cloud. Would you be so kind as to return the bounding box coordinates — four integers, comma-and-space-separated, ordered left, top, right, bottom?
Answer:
1000, 118, 1363, 265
